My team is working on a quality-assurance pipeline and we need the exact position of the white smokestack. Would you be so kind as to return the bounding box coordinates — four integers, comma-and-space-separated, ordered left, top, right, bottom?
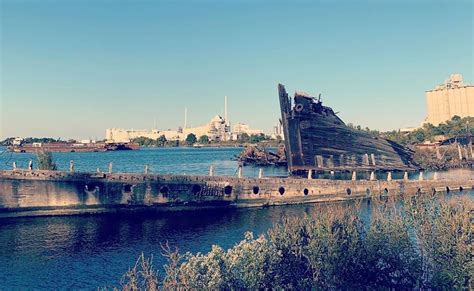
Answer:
184, 107, 187, 129
224, 96, 228, 125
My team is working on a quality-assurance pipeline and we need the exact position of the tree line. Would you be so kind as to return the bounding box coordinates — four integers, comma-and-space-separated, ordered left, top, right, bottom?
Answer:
131, 133, 274, 147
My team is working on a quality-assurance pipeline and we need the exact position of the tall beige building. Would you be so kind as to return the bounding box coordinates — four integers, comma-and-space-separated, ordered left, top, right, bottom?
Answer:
425, 74, 474, 125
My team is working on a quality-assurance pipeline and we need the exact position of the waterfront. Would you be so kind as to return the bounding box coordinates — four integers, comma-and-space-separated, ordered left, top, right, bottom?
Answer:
0, 146, 472, 289
0, 191, 471, 289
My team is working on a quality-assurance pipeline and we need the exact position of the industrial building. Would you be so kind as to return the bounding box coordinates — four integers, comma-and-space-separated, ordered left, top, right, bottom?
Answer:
105, 96, 265, 143
231, 123, 264, 140
106, 115, 231, 143
425, 74, 474, 125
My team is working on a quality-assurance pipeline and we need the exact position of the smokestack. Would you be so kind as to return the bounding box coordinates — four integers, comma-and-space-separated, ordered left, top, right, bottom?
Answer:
224, 96, 228, 125
184, 108, 187, 129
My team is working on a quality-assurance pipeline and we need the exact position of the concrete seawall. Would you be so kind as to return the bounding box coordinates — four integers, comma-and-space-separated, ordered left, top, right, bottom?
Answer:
0, 169, 473, 217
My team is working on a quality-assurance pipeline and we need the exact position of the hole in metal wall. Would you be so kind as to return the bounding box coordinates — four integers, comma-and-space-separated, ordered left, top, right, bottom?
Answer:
253, 186, 260, 194
279, 187, 285, 195
160, 186, 169, 198
224, 185, 233, 195
192, 184, 202, 194
123, 184, 132, 193
303, 188, 309, 196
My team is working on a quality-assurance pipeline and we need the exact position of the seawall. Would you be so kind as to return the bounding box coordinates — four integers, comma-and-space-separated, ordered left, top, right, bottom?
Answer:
0, 169, 473, 217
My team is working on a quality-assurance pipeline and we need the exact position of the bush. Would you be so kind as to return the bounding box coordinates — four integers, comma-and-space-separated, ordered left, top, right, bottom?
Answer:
116, 195, 473, 289
36, 151, 57, 170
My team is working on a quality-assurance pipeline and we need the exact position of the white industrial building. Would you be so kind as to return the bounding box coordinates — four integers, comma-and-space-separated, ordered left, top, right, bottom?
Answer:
424, 74, 474, 125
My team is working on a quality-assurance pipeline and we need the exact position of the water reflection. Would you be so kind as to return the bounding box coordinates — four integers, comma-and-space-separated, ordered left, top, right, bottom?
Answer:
0, 191, 471, 289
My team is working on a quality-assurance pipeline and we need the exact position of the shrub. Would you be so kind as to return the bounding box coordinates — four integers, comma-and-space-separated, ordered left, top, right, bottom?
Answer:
115, 195, 473, 289
36, 151, 57, 170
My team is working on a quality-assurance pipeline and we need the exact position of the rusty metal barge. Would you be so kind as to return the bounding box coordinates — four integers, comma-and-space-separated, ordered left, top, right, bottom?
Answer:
0, 169, 472, 218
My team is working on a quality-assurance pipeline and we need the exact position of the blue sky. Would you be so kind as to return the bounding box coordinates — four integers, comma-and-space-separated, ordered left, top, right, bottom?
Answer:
1, 0, 472, 140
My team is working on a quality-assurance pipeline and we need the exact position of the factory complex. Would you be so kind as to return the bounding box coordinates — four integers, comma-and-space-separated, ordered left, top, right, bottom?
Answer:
105, 97, 274, 143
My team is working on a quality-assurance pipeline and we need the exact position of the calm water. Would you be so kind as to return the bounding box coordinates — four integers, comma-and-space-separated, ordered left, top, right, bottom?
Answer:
0, 147, 472, 289
0, 146, 288, 177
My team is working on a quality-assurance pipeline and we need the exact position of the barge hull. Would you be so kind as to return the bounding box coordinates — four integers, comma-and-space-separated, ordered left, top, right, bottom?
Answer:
0, 170, 472, 218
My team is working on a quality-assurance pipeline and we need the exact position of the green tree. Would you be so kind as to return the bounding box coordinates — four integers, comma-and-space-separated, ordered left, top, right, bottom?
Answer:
157, 135, 167, 147
37, 151, 57, 170
186, 133, 197, 146
238, 133, 250, 143
249, 134, 266, 144
198, 135, 210, 144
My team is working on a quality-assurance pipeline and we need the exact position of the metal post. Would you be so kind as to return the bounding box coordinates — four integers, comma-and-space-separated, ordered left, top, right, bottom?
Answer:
237, 165, 243, 178
258, 168, 264, 179
12, 162, 17, 170
209, 165, 214, 177
307, 169, 313, 180
351, 171, 357, 181
144, 165, 149, 174
370, 171, 376, 181
387, 172, 392, 181
69, 160, 74, 172
457, 144, 463, 160
28, 160, 33, 170
108, 162, 113, 174
403, 171, 408, 181
435, 146, 441, 160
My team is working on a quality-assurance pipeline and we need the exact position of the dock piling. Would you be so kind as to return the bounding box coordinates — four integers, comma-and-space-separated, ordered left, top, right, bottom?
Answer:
144, 165, 149, 174
387, 172, 392, 181
69, 160, 74, 172
351, 171, 357, 181
258, 168, 264, 179
108, 162, 113, 174
12, 162, 16, 170
419, 171, 424, 181
307, 169, 313, 180
370, 171, 376, 181
237, 165, 243, 178
28, 160, 33, 170
433, 172, 438, 180
404, 171, 409, 181
209, 165, 214, 177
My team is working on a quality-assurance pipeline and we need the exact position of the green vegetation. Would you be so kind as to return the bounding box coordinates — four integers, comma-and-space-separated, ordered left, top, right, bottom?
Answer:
0, 137, 60, 146
157, 135, 167, 147
36, 151, 57, 170
185, 133, 197, 146
198, 135, 210, 144
116, 195, 473, 289
383, 116, 473, 145
237, 133, 268, 144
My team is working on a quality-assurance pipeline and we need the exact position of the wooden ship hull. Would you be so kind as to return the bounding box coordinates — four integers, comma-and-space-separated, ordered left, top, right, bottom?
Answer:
278, 84, 418, 175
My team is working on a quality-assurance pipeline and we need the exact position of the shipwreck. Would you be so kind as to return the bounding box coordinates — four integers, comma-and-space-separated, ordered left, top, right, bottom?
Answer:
278, 84, 418, 176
